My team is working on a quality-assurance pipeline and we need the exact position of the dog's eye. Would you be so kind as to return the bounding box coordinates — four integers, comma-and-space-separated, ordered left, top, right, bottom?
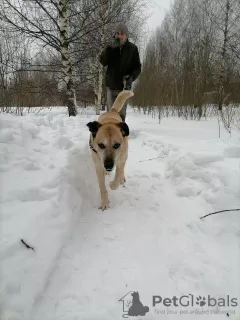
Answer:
113, 143, 120, 149
98, 143, 105, 149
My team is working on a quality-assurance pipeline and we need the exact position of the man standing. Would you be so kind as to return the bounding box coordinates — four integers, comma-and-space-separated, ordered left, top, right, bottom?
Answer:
99, 22, 142, 121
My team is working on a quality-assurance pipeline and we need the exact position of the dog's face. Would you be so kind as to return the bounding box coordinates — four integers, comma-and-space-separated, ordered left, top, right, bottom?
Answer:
87, 121, 129, 172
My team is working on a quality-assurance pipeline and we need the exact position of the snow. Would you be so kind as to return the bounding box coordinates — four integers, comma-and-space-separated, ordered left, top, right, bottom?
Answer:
0, 108, 240, 320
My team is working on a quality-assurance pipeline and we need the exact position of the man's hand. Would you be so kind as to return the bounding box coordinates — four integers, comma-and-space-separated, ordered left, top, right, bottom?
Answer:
123, 75, 133, 90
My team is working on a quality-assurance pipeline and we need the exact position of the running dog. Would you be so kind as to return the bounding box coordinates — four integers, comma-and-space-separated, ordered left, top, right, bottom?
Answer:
87, 90, 134, 210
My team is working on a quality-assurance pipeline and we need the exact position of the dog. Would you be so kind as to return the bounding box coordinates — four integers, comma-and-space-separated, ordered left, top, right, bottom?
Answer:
87, 90, 134, 210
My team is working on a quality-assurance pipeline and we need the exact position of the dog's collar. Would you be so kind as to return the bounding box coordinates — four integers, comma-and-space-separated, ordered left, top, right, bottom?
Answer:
89, 136, 97, 153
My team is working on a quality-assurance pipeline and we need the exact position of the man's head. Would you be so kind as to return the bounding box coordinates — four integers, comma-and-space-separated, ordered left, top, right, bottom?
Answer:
114, 22, 128, 45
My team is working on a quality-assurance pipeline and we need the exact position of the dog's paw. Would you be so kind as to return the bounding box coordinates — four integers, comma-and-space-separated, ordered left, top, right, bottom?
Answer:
110, 180, 119, 190
98, 205, 108, 211
120, 176, 126, 184
98, 196, 109, 211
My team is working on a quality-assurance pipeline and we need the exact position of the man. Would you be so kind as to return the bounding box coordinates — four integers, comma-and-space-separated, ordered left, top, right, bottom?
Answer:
99, 22, 141, 121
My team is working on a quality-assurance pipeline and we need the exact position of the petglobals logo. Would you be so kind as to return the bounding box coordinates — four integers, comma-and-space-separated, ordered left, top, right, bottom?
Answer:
152, 294, 238, 308
119, 291, 149, 318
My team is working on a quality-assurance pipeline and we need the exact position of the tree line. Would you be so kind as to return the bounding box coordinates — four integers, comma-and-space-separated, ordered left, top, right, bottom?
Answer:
132, 0, 240, 119
1, 0, 240, 121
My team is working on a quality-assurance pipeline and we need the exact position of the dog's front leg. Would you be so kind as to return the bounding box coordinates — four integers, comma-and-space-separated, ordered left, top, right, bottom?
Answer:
109, 159, 126, 190
95, 163, 109, 210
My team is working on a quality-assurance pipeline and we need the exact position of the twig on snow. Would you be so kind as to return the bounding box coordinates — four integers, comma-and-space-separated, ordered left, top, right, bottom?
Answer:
21, 239, 35, 251
200, 209, 240, 220
139, 155, 164, 162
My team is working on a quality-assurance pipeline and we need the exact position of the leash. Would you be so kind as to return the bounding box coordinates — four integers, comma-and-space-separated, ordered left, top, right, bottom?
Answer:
89, 135, 97, 153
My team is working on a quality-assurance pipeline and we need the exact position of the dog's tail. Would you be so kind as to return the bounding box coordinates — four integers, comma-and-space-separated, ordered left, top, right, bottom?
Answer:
110, 90, 134, 113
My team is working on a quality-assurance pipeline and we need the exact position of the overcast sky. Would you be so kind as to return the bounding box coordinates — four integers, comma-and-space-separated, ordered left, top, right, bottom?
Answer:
146, 0, 173, 32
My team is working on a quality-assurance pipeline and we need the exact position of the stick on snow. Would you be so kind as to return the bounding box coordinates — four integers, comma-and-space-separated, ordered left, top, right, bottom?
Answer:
200, 209, 240, 220
139, 156, 164, 162
21, 239, 35, 251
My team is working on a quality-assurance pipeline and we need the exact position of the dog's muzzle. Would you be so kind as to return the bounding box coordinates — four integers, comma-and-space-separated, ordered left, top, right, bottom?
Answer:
104, 158, 114, 171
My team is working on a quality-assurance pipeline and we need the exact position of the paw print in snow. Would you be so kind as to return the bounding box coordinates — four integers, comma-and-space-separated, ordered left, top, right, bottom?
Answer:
196, 296, 206, 307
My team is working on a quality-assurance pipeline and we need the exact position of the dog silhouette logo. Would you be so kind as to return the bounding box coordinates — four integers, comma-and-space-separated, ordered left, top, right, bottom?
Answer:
119, 291, 149, 318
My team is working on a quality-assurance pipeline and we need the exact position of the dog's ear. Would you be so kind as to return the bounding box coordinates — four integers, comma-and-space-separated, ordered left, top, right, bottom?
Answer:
86, 121, 101, 137
117, 122, 129, 137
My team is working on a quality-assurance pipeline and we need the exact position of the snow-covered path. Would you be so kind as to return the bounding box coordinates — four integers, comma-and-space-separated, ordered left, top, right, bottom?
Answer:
0, 108, 239, 320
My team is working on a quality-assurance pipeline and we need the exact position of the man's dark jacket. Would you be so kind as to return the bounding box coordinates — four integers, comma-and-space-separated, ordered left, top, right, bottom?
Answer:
99, 39, 141, 90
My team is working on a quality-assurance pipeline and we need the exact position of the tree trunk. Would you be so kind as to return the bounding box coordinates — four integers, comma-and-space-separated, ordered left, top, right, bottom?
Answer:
94, 26, 105, 115
94, 60, 104, 115
66, 78, 77, 116
59, 0, 77, 117
218, 0, 230, 111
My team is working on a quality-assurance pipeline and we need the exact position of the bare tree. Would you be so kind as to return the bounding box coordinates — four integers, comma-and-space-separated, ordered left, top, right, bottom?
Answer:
59, 0, 76, 115
0, 0, 75, 115
132, 0, 240, 121
0, 0, 104, 116
0, 24, 28, 108
218, 0, 230, 111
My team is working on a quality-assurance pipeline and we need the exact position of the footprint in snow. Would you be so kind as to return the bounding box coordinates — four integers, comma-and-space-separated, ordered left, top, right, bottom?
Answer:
24, 162, 41, 171
54, 136, 74, 150
6, 187, 57, 202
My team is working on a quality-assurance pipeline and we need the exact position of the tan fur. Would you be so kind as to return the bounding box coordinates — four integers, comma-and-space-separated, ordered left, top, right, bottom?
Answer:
110, 90, 134, 113
87, 90, 134, 210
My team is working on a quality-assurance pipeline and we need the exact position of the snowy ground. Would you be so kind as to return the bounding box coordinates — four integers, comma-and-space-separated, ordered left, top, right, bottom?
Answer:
0, 107, 240, 320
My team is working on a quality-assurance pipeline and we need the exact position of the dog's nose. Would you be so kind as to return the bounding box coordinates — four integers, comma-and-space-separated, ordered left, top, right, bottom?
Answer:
104, 158, 114, 171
